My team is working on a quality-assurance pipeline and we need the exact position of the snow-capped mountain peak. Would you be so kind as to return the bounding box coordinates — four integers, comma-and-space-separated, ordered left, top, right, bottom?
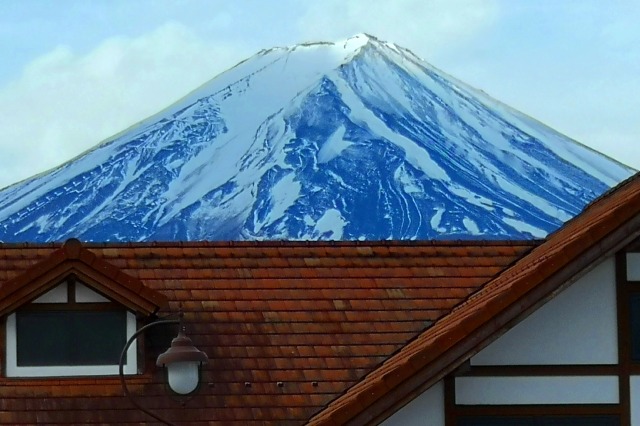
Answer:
0, 35, 634, 242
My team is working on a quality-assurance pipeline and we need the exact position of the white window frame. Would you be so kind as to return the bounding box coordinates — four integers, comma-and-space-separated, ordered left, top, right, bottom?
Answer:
5, 311, 137, 377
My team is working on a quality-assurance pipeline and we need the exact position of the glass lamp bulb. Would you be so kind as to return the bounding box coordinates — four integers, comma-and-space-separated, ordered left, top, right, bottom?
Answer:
166, 361, 200, 395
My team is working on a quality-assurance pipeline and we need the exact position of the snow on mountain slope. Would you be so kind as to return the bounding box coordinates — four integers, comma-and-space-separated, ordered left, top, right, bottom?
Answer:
0, 34, 634, 242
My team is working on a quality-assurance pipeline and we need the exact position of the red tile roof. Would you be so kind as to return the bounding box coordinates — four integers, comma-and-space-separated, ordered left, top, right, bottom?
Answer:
309, 172, 640, 425
0, 240, 533, 425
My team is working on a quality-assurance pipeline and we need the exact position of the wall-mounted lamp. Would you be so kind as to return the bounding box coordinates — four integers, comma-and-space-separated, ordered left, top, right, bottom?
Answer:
119, 313, 208, 426
157, 326, 209, 395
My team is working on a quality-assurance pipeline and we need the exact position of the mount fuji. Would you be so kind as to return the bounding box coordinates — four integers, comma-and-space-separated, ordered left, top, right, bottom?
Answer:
0, 34, 634, 242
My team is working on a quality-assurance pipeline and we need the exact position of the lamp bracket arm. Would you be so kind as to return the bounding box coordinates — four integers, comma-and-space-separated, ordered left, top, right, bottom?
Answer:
119, 318, 180, 426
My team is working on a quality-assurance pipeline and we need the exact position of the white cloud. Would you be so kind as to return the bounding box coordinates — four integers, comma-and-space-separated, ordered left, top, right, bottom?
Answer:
0, 22, 244, 189
297, 0, 499, 56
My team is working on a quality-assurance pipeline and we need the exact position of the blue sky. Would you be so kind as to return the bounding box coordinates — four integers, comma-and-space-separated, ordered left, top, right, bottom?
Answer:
0, 0, 638, 188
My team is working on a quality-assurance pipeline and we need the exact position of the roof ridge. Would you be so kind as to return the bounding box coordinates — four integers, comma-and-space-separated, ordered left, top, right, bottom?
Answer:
0, 239, 541, 249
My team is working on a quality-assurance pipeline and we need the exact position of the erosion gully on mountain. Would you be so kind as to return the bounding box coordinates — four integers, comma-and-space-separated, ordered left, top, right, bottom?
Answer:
0, 34, 633, 242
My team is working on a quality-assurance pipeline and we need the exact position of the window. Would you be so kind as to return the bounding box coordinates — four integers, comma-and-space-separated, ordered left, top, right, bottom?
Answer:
626, 252, 640, 363
458, 416, 619, 426
5, 278, 137, 377
16, 310, 126, 366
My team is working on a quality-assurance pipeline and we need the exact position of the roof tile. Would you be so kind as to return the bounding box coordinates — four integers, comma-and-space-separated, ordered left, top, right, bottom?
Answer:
0, 238, 535, 424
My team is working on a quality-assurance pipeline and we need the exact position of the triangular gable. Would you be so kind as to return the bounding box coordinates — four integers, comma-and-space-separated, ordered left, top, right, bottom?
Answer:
309, 172, 640, 425
0, 238, 167, 316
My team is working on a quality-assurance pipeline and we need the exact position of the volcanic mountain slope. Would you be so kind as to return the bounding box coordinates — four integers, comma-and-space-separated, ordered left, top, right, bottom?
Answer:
0, 34, 634, 242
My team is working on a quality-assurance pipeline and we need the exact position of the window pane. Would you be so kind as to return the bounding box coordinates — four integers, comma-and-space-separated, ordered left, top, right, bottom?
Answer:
631, 294, 640, 362
458, 417, 531, 426
16, 310, 127, 366
628, 253, 640, 281
541, 416, 619, 426
16, 312, 71, 366
458, 417, 619, 426
72, 311, 127, 365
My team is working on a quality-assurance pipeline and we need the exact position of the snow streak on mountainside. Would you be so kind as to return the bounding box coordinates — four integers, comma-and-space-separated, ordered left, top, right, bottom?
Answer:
0, 34, 634, 242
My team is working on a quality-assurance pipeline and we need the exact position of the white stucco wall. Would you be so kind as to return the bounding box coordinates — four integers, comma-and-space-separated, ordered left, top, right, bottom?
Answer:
381, 380, 444, 426
471, 257, 618, 365
32, 282, 68, 303
455, 376, 619, 405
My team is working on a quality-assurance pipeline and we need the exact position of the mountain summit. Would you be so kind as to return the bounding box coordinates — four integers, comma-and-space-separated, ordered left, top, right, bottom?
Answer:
0, 34, 634, 242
